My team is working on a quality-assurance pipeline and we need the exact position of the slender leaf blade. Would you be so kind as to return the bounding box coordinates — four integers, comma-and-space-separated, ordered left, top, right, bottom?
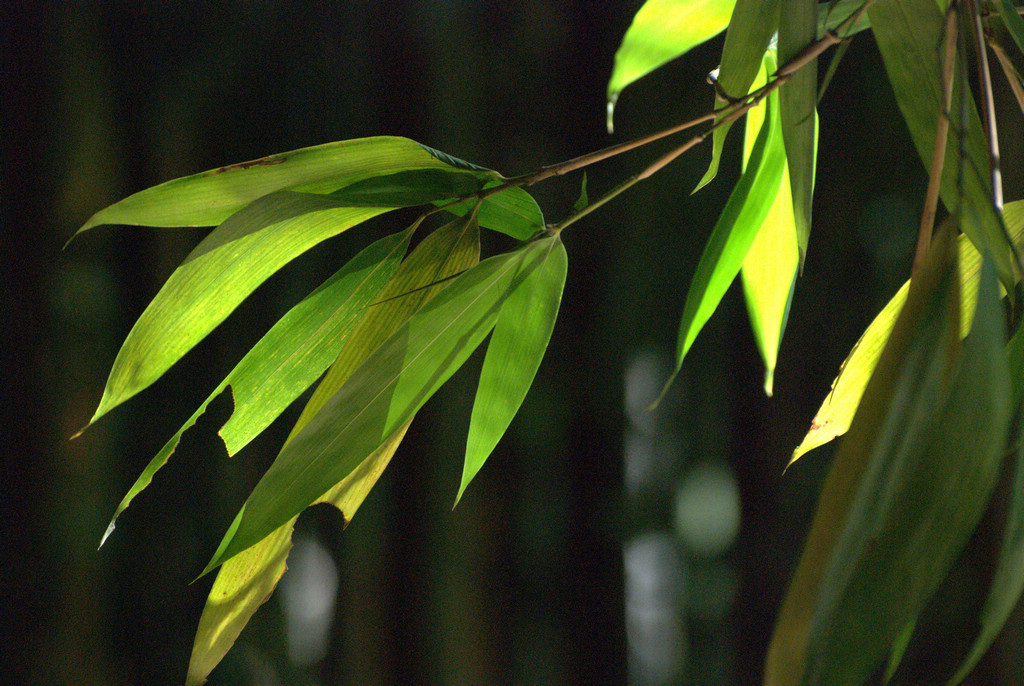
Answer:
99, 226, 415, 546
76, 137, 491, 233
790, 200, 1024, 463
665, 79, 786, 394
869, 0, 1015, 285
205, 237, 556, 571
607, 0, 736, 131
740, 50, 799, 396
457, 235, 567, 504
778, 0, 817, 260
87, 192, 391, 426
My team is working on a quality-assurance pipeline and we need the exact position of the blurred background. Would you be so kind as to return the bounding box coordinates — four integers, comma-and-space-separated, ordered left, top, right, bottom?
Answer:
4, 2, 1023, 684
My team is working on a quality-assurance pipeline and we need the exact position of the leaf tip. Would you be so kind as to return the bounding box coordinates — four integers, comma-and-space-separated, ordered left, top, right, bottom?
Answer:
764, 367, 775, 397
98, 518, 117, 549
606, 95, 619, 135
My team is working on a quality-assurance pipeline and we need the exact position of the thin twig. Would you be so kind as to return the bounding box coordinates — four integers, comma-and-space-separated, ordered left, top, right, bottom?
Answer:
914, 3, 959, 273
966, 0, 1003, 212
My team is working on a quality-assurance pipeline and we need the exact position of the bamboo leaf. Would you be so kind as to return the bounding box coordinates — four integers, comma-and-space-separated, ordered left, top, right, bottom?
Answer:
996, 0, 1024, 56
790, 200, 1024, 464
661, 75, 786, 398
185, 422, 411, 686
77, 136, 488, 233
607, 0, 736, 132
740, 49, 799, 396
869, 0, 1015, 286
767, 226, 961, 684
778, 0, 817, 261
457, 235, 567, 504
694, 0, 777, 191
85, 192, 391, 427
185, 217, 486, 680
767, 231, 1012, 684
291, 212, 482, 436
99, 225, 415, 546
204, 236, 558, 572
949, 324, 1024, 684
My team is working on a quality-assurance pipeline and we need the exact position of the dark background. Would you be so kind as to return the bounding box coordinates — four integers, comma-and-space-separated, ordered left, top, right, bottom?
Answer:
4, 2, 1023, 684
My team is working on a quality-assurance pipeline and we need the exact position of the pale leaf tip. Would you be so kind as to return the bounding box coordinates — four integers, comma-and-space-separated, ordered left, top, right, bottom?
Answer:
763, 367, 775, 397
98, 518, 117, 549
606, 95, 619, 135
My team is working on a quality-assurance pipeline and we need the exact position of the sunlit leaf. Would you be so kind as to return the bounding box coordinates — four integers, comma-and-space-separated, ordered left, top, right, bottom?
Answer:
99, 225, 416, 546
185, 422, 411, 686
767, 231, 1012, 684
457, 235, 567, 504
790, 200, 1024, 464
740, 51, 799, 397
186, 215, 486, 682
85, 192, 391, 427
869, 0, 1015, 286
694, 0, 777, 191
661, 75, 786, 399
770, 227, 957, 683
778, 0, 817, 261
291, 212, 482, 434
204, 236, 559, 572
607, 0, 736, 132
78, 136, 487, 232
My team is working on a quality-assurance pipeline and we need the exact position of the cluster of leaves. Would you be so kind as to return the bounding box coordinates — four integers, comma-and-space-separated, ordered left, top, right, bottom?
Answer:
73, 0, 1024, 682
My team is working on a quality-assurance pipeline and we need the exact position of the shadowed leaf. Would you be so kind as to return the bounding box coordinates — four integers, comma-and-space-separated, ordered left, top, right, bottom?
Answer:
457, 235, 567, 504
99, 225, 416, 546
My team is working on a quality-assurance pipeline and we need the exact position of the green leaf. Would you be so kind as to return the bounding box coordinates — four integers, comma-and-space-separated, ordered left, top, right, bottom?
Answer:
607, 0, 736, 132
996, 0, 1024, 56
869, 0, 1015, 286
85, 192, 392, 427
740, 51, 799, 396
204, 236, 559, 572
291, 212, 482, 435
75, 137, 489, 233
98, 225, 415, 546
767, 230, 1013, 684
790, 200, 1024, 464
949, 327, 1024, 683
778, 0, 817, 262
694, 0, 777, 191
457, 235, 567, 504
186, 422, 411, 686
186, 217, 486, 679
573, 173, 589, 213
661, 74, 786, 399
440, 184, 545, 241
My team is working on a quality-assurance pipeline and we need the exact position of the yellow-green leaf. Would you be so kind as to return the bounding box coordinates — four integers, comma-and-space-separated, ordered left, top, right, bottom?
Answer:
740, 50, 799, 396
205, 236, 558, 573
607, 0, 736, 132
458, 235, 567, 504
790, 200, 1024, 464
99, 225, 415, 547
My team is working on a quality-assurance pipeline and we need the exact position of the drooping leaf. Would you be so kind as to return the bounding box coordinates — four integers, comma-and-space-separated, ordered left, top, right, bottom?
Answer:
869, 0, 1015, 286
660, 74, 786, 399
949, 325, 1024, 683
996, 0, 1024, 56
99, 224, 416, 546
607, 0, 736, 132
790, 200, 1024, 464
204, 236, 560, 572
573, 173, 589, 213
75, 136, 516, 235
186, 216, 486, 682
185, 422, 411, 686
694, 0, 777, 191
457, 235, 567, 504
778, 0, 817, 262
767, 231, 1012, 684
740, 51, 800, 396
85, 192, 392, 428
291, 212, 482, 435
